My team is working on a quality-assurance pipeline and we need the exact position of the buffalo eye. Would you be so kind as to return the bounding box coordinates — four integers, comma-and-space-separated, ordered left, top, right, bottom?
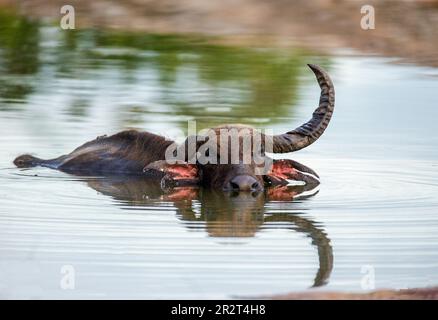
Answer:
263, 175, 273, 186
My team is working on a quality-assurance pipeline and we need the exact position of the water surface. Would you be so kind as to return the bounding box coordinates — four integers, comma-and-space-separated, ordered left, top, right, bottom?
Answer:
0, 13, 438, 299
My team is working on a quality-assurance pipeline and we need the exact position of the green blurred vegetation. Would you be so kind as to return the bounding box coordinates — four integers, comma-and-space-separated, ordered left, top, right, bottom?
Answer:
0, 10, 40, 103
0, 9, 329, 129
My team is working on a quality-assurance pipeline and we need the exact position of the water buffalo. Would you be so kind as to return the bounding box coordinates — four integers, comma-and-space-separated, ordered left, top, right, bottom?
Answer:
14, 64, 334, 192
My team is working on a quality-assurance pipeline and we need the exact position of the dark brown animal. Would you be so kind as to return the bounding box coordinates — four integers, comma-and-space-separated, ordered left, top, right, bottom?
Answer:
14, 64, 334, 192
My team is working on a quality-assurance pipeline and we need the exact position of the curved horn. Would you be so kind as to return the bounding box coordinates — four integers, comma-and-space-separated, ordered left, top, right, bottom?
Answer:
272, 64, 335, 153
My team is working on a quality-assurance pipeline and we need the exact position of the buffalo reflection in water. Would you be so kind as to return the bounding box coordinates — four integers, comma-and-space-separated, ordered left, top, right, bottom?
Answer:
85, 176, 333, 287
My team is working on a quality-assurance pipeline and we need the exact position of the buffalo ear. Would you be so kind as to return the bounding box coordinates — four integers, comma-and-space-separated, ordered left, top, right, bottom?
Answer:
144, 160, 199, 188
265, 159, 320, 187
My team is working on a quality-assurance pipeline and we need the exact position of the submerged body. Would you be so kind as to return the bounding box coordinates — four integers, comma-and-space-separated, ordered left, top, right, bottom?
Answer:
14, 64, 334, 192
14, 131, 173, 175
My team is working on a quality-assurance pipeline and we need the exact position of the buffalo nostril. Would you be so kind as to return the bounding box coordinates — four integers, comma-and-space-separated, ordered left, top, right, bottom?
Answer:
230, 182, 239, 190
229, 175, 260, 192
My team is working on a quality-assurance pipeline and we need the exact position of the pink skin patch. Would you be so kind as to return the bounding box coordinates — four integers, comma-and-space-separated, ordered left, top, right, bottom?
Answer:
144, 161, 199, 188
165, 188, 198, 201
165, 164, 198, 180
267, 186, 298, 201
270, 160, 298, 180
144, 161, 198, 180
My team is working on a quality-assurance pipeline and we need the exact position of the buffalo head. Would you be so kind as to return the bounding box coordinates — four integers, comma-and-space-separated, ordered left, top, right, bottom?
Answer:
144, 64, 334, 192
